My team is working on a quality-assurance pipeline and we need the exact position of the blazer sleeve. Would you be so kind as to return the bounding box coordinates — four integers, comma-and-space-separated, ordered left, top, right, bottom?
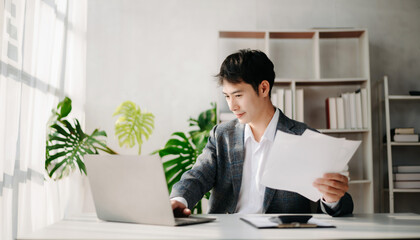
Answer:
319, 192, 354, 217
169, 125, 218, 209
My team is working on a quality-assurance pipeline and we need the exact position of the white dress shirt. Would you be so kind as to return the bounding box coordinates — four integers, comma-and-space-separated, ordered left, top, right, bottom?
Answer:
235, 108, 280, 213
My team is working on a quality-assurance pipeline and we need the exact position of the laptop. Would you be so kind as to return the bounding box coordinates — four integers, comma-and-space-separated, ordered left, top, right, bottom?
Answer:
84, 155, 216, 226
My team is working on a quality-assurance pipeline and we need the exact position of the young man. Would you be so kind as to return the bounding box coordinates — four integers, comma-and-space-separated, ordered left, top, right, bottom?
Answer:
170, 49, 353, 217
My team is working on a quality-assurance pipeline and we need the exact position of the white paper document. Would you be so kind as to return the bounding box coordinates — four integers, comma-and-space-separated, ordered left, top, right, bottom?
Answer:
259, 129, 361, 202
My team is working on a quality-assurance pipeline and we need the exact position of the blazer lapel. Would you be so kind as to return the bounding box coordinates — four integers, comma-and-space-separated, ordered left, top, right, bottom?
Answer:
229, 121, 245, 211
275, 109, 296, 134
263, 109, 296, 212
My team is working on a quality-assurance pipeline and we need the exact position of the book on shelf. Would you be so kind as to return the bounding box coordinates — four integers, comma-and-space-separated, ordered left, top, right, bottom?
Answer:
296, 89, 304, 122
393, 127, 415, 135
276, 88, 285, 113
325, 97, 337, 129
394, 181, 420, 189
342, 93, 351, 128
393, 163, 420, 189
393, 134, 419, 142
394, 165, 420, 173
355, 92, 363, 129
336, 97, 345, 129
349, 92, 357, 129
325, 89, 367, 130
360, 89, 368, 128
284, 89, 293, 119
272, 88, 303, 122
394, 173, 420, 181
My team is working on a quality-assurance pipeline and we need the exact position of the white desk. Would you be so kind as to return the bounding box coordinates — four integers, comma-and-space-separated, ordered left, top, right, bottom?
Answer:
17, 213, 420, 239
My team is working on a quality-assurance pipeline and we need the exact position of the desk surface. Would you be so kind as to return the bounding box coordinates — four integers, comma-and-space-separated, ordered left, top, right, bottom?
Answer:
18, 213, 420, 240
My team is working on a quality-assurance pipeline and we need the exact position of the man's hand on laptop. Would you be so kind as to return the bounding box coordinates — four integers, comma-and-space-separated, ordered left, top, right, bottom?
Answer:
171, 200, 191, 217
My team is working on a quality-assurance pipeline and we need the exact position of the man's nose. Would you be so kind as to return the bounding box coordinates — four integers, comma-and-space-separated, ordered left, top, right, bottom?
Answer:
228, 98, 238, 112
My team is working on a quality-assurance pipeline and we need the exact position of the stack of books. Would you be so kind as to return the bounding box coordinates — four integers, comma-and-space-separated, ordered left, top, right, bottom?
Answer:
325, 89, 368, 129
271, 88, 304, 122
392, 128, 419, 142
393, 166, 420, 189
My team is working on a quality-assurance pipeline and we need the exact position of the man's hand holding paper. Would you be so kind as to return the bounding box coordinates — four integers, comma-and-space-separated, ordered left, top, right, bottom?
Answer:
313, 172, 349, 203
259, 129, 360, 202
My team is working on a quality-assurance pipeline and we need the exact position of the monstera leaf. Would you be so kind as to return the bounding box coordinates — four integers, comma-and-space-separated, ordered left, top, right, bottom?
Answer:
159, 132, 196, 190
113, 101, 155, 155
188, 102, 217, 152
46, 97, 116, 180
154, 103, 217, 213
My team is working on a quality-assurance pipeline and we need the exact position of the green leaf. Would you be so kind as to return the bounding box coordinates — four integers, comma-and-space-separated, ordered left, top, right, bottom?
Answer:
74, 119, 85, 138
81, 146, 95, 155
167, 172, 183, 193
57, 97, 72, 119
75, 155, 87, 175
113, 101, 155, 154
46, 151, 69, 167
204, 191, 211, 200
87, 136, 108, 148
48, 135, 70, 143
157, 146, 190, 157
91, 129, 107, 137
193, 201, 202, 214
165, 165, 184, 183
45, 96, 116, 180
61, 120, 76, 136
48, 158, 68, 178
165, 138, 190, 149
46, 144, 71, 151
162, 156, 189, 169
171, 132, 189, 142
50, 123, 70, 137
190, 131, 208, 148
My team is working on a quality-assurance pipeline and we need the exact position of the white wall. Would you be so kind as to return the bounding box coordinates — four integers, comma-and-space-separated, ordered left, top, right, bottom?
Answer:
86, 0, 420, 212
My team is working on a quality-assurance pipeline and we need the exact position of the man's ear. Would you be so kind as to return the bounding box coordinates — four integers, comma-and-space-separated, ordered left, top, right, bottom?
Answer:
259, 80, 271, 97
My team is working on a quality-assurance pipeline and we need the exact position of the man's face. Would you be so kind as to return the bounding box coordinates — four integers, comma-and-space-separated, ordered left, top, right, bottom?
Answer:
222, 80, 264, 124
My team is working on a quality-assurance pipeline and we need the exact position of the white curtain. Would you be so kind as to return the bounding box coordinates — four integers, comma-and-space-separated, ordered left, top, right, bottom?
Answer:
0, 0, 87, 239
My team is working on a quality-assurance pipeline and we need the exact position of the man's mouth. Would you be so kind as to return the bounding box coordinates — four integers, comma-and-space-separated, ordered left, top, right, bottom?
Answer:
235, 113, 245, 118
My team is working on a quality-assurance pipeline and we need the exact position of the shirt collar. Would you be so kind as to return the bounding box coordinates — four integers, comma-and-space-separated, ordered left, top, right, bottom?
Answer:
244, 108, 279, 143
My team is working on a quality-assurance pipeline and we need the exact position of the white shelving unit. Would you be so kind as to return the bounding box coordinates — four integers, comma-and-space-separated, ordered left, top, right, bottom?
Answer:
382, 76, 420, 213
218, 29, 374, 213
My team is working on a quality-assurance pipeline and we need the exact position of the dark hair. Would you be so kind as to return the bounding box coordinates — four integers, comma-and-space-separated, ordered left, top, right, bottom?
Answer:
216, 49, 275, 97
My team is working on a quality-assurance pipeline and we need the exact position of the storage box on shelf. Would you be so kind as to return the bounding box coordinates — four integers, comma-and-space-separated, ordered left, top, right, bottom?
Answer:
218, 29, 373, 213
381, 76, 420, 213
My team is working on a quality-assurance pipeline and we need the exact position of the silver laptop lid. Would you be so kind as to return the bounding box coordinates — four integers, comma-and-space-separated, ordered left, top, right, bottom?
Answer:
84, 155, 176, 226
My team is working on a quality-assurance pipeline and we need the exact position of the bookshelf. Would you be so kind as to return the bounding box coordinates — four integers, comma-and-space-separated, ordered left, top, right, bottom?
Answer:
218, 29, 374, 213
381, 76, 420, 213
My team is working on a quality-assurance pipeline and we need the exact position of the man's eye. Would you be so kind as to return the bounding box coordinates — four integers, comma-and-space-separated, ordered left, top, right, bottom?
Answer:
235, 95, 241, 98
224, 95, 229, 99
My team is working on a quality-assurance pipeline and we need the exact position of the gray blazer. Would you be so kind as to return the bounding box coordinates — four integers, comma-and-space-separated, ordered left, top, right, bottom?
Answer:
170, 109, 353, 217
